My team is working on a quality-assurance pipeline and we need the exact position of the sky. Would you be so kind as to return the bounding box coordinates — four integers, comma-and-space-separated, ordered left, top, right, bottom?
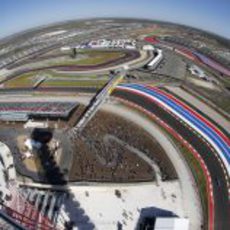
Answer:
1, 0, 230, 39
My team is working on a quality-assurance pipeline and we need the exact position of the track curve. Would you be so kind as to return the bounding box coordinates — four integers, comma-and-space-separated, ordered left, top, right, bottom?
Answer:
113, 85, 230, 230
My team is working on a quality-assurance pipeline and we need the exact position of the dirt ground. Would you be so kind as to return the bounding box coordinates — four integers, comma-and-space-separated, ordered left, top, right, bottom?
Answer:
69, 110, 177, 182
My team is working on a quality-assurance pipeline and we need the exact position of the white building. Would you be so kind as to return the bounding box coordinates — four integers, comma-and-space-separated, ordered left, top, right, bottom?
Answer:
60, 46, 71, 51
147, 49, 163, 70
143, 45, 155, 51
24, 120, 48, 129
88, 39, 136, 49
189, 65, 208, 80
154, 217, 189, 230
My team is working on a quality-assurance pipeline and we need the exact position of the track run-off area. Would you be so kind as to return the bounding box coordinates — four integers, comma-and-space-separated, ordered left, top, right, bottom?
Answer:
113, 83, 230, 230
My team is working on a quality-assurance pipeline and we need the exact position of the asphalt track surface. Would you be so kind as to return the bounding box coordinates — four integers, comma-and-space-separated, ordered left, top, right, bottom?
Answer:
120, 84, 230, 167
112, 89, 230, 230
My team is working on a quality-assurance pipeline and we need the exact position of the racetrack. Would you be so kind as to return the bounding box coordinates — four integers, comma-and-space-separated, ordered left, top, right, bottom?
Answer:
112, 87, 230, 230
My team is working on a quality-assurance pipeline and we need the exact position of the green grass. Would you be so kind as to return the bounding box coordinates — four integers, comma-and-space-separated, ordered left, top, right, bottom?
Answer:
145, 28, 173, 37
50, 73, 99, 79
4, 50, 126, 88
4, 69, 104, 88
145, 29, 161, 36
69, 51, 125, 66
41, 80, 106, 87
4, 72, 37, 88
32, 51, 126, 67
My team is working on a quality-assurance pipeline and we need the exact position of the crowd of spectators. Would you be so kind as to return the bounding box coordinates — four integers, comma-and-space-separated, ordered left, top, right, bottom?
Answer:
69, 111, 177, 182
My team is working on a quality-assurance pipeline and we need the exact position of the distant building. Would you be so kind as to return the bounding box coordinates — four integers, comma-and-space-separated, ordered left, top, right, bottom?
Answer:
60, 46, 71, 51
87, 39, 136, 49
142, 45, 155, 51
24, 120, 48, 129
189, 65, 208, 80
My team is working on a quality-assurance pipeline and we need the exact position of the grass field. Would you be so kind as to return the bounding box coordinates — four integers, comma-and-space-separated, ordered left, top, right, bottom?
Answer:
23, 50, 126, 68
4, 70, 103, 88
74, 50, 126, 66
3, 49, 129, 88
145, 27, 176, 37
41, 52, 125, 66
40, 79, 106, 88
4, 72, 38, 88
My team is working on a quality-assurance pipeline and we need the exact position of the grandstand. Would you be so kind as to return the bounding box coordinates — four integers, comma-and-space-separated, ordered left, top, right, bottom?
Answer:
0, 186, 68, 229
0, 142, 16, 201
0, 141, 68, 229
147, 49, 163, 70
0, 101, 78, 121
17, 187, 68, 227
